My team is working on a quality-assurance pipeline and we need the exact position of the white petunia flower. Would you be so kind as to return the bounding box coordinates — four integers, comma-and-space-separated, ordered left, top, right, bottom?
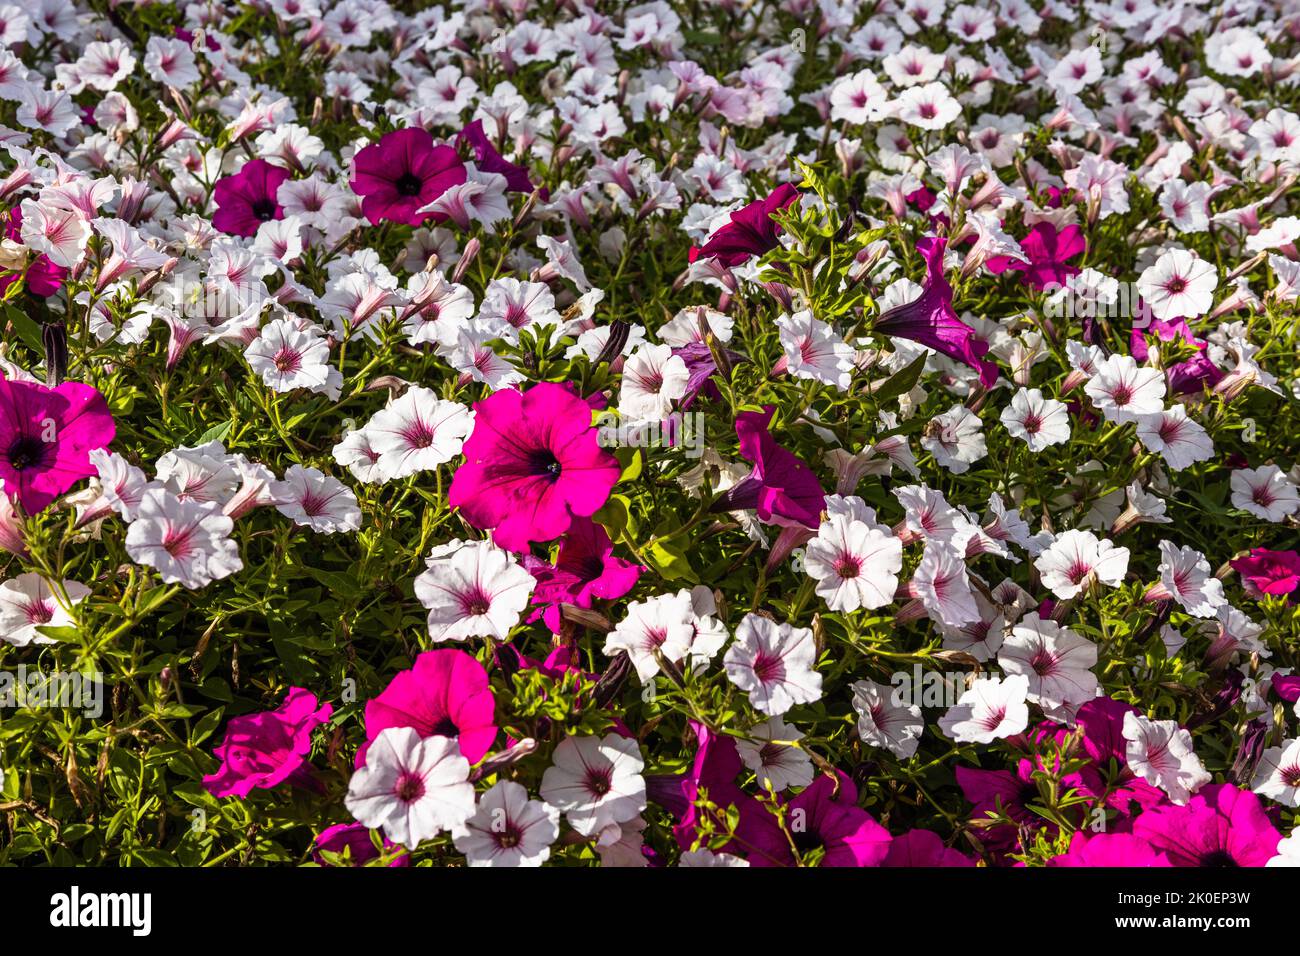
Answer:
346, 726, 476, 850
414, 539, 535, 642
451, 780, 560, 867
1122, 711, 1210, 805
270, 465, 361, 534
723, 613, 823, 716
939, 675, 1030, 744
539, 733, 646, 837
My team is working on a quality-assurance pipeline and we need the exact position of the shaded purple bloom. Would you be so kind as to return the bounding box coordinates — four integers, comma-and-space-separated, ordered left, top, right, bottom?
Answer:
672, 341, 747, 408
523, 517, 641, 632
1130, 318, 1223, 395
313, 822, 410, 867
711, 406, 825, 529
689, 183, 799, 267
874, 236, 999, 388
457, 119, 540, 197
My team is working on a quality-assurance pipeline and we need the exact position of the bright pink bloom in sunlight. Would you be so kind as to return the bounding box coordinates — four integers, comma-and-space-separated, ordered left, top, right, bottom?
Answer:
1, 208, 65, 297
689, 183, 800, 267
712, 406, 825, 529
1049, 832, 1171, 867
0, 378, 115, 513
203, 688, 332, 798
524, 517, 641, 631
363, 649, 497, 765
874, 236, 999, 388
1231, 548, 1300, 598
987, 222, 1085, 290
351, 127, 467, 226
1133, 784, 1282, 867
449, 382, 620, 552
212, 159, 289, 237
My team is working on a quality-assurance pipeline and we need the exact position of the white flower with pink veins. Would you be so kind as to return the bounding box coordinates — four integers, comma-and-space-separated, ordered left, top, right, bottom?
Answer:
0, 573, 91, 647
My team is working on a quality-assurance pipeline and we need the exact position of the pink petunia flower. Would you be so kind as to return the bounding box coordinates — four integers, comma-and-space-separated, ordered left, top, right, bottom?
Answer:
351, 127, 467, 226
0, 377, 116, 514
449, 382, 620, 552
986, 222, 1085, 290
1132, 783, 1282, 867
362, 648, 498, 765
1048, 831, 1171, 867
203, 687, 333, 798
212, 159, 290, 237
523, 517, 641, 632
0, 207, 66, 297
1231, 548, 1300, 599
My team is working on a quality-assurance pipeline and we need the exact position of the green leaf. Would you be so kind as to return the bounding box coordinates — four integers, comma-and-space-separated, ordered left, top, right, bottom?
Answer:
870, 353, 927, 403
3, 304, 44, 355
196, 420, 234, 445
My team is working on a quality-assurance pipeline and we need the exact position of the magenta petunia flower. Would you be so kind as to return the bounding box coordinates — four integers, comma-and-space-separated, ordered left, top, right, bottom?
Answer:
212, 158, 290, 237
688, 183, 800, 267
312, 822, 410, 867
203, 687, 333, 799
882, 829, 977, 866
1132, 784, 1282, 867
456, 119, 539, 197
449, 382, 621, 552
712, 406, 825, 529
1072, 696, 1166, 815
874, 236, 999, 388
523, 517, 641, 632
1231, 548, 1300, 598
0, 378, 115, 514
663, 722, 789, 863
1130, 318, 1223, 395
351, 127, 467, 226
1048, 832, 1171, 867
752, 771, 892, 868
1, 208, 66, 297
986, 222, 1085, 290
362, 648, 497, 765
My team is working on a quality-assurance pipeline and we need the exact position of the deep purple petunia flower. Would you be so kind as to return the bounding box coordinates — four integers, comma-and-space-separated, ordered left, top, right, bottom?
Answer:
362, 648, 497, 765
523, 517, 641, 632
711, 406, 825, 529
456, 119, 539, 197
0, 377, 115, 514
689, 183, 800, 267
212, 159, 290, 237
1130, 318, 1223, 395
874, 236, 999, 388
351, 127, 467, 227
203, 688, 333, 798
1072, 696, 1166, 815
1132, 783, 1282, 867
313, 822, 410, 867
449, 382, 621, 553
